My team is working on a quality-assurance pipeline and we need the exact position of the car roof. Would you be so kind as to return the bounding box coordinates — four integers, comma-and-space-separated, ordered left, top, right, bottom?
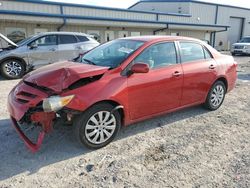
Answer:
120, 35, 201, 42
36, 32, 89, 37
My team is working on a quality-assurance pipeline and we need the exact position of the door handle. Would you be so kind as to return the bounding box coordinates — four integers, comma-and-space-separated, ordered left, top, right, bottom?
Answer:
49, 48, 56, 51
209, 64, 216, 69
173, 71, 182, 77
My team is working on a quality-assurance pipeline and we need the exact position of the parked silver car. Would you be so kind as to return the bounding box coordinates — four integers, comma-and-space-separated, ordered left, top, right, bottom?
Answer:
0, 32, 99, 79
231, 36, 250, 56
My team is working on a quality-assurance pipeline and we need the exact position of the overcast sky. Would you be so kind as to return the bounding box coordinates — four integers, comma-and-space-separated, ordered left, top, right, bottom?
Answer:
46, 0, 250, 8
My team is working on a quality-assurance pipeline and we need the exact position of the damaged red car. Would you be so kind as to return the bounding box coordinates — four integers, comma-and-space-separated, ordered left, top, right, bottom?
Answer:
8, 36, 237, 152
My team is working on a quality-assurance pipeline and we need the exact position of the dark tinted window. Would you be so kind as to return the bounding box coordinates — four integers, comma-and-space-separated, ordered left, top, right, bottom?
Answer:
76, 35, 89, 42
180, 42, 205, 63
239, 37, 250, 43
134, 42, 177, 69
32, 35, 57, 46
59, 35, 77, 44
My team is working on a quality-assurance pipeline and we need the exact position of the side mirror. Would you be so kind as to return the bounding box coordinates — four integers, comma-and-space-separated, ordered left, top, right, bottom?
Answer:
29, 43, 38, 49
131, 63, 149, 74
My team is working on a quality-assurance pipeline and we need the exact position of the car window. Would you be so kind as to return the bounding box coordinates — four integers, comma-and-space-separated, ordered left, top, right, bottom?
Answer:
239, 37, 250, 43
180, 42, 205, 63
82, 39, 144, 68
76, 35, 89, 42
32, 35, 57, 46
133, 42, 177, 69
204, 47, 213, 59
59, 35, 77, 44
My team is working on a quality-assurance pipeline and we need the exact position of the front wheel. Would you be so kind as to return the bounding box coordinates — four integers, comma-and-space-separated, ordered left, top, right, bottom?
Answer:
0, 59, 25, 79
74, 103, 121, 149
204, 81, 226, 111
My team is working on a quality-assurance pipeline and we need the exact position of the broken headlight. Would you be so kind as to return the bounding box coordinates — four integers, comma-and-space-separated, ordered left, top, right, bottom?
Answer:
42, 95, 74, 112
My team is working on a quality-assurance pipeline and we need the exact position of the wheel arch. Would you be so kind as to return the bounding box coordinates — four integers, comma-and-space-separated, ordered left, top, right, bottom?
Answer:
215, 76, 228, 92
89, 100, 125, 126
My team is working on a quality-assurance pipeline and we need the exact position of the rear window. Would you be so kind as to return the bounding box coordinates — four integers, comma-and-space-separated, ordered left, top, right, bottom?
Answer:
59, 35, 77, 44
76, 35, 89, 42
179, 42, 205, 63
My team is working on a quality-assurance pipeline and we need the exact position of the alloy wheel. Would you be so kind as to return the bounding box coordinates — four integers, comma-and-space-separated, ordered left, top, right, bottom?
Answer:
4, 61, 22, 76
85, 111, 116, 144
210, 85, 225, 107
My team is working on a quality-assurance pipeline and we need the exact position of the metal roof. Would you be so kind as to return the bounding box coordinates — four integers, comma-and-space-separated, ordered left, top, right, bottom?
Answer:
130, 0, 250, 11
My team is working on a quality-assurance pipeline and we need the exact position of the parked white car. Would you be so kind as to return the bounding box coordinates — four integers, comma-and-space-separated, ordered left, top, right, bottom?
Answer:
231, 36, 250, 56
0, 32, 99, 79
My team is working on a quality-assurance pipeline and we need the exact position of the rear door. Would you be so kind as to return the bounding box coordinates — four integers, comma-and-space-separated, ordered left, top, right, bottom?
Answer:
28, 34, 58, 68
178, 41, 217, 106
75, 35, 99, 53
127, 42, 183, 120
58, 34, 79, 61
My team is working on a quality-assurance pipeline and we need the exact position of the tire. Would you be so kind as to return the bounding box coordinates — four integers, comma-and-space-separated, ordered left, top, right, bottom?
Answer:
73, 103, 121, 149
0, 59, 25, 79
204, 81, 226, 111
231, 53, 236, 56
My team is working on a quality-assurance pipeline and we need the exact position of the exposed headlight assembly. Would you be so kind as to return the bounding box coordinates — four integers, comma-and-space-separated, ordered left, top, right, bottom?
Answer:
43, 95, 74, 112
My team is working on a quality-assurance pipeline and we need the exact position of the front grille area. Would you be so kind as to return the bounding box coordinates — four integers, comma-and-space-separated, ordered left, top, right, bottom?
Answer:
234, 45, 244, 49
17, 98, 29, 104
19, 91, 37, 98
15, 91, 38, 104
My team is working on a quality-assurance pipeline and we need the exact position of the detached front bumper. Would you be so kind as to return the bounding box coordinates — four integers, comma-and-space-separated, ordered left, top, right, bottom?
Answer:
8, 81, 56, 152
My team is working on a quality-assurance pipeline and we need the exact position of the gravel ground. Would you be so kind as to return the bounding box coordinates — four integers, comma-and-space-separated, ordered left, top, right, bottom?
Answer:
0, 54, 249, 188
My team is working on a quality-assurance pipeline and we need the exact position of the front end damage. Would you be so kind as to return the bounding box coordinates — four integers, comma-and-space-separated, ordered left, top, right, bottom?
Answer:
8, 62, 108, 152
8, 81, 82, 152
8, 80, 60, 152
11, 112, 55, 153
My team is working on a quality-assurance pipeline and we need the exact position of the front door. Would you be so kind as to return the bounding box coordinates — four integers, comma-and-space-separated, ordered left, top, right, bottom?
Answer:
28, 34, 58, 69
178, 41, 217, 106
127, 42, 183, 120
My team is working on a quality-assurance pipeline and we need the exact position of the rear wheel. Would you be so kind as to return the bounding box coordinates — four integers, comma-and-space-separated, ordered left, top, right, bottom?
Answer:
204, 81, 226, 111
74, 103, 121, 149
0, 59, 25, 79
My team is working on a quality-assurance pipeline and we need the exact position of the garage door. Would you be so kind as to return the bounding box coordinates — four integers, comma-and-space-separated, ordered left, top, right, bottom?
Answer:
228, 17, 244, 45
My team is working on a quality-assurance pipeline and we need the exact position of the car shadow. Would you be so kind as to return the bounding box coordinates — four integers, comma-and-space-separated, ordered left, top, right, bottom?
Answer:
0, 105, 209, 181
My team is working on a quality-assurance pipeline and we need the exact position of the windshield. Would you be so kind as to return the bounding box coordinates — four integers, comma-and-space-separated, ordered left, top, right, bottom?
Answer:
16, 36, 33, 46
81, 39, 145, 68
239, 37, 250, 43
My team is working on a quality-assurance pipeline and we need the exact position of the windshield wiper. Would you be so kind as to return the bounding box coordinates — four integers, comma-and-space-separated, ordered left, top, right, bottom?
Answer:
82, 58, 96, 65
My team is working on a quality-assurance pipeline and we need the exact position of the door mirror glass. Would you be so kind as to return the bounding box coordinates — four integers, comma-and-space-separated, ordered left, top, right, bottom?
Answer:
131, 63, 149, 74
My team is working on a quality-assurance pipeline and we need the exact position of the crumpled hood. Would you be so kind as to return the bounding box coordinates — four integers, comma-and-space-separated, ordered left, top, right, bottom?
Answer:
23, 61, 109, 92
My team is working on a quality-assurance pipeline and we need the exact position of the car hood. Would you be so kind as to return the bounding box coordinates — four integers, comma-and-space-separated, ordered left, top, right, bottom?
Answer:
233, 43, 250, 46
0, 33, 18, 49
23, 61, 109, 92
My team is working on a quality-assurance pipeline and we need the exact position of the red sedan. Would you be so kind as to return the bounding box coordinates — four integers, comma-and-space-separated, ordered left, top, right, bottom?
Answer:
8, 36, 237, 152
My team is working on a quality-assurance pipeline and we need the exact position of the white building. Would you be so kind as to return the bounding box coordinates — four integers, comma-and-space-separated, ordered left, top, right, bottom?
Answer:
0, 0, 249, 50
